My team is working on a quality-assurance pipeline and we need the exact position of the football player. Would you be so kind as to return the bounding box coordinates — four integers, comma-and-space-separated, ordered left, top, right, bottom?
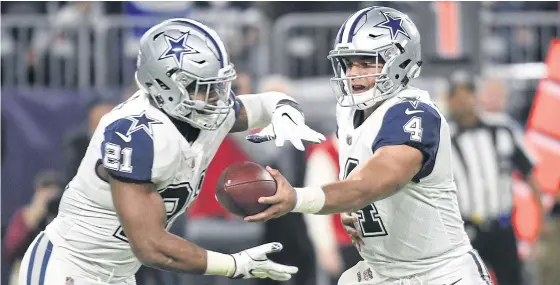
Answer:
19, 19, 325, 285
245, 7, 493, 285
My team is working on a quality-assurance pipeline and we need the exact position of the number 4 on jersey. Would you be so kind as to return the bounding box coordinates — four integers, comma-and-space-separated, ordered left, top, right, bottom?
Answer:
356, 204, 388, 237
343, 158, 388, 237
403, 116, 423, 142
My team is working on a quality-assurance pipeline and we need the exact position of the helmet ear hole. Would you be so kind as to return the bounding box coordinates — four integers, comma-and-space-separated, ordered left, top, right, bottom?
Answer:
394, 43, 405, 54
166, 67, 179, 77
155, 79, 170, 90
406, 61, 423, 79
399, 59, 411, 69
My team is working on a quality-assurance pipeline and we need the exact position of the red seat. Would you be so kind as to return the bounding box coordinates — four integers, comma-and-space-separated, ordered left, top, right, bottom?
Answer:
524, 39, 560, 197
512, 178, 541, 242
528, 80, 560, 139
524, 131, 560, 196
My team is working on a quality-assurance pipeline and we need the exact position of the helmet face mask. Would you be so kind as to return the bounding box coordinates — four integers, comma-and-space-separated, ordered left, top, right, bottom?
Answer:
135, 18, 237, 130
329, 7, 422, 109
328, 49, 395, 109
168, 66, 236, 129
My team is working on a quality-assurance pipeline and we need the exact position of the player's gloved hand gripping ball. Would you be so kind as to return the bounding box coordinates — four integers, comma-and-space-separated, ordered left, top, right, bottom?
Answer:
246, 101, 326, 151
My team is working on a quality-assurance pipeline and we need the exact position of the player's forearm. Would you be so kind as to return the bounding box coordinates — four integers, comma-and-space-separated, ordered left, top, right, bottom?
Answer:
321, 178, 390, 214
109, 175, 236, 276
134, 231, 235, 276
135, 231, 207, 273
292, 155, 411, 215
236, 92, 297, 130
295, 177, 395, 215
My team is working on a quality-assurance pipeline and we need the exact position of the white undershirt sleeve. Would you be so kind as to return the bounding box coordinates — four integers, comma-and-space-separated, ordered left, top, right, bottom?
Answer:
236, 92, 295, 130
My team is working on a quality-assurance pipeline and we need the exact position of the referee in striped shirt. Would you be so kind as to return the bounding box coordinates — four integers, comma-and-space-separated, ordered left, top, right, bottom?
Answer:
445, 77, 544, 285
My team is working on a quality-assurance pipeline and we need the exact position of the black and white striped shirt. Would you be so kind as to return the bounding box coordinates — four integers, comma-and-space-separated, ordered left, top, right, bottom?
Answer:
449, 113, 535, 222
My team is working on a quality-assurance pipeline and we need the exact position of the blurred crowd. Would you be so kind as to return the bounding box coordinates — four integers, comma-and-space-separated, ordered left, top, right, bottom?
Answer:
1, 1, 558, 88
2, 2, 560, 285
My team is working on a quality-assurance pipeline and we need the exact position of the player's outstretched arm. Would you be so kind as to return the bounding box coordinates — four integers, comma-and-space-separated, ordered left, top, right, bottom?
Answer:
110, 176, 298, 279
230, 92, 325, 150
109, 176, 208, 273
102, 117, 297, 279
313, 145, 423, 214
245, 101, 440, 221
244, 147, 422, 221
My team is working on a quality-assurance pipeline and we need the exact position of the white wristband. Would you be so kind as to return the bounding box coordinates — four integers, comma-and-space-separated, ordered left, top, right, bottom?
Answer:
292, 186, 326, 214
205, 250, 235, 277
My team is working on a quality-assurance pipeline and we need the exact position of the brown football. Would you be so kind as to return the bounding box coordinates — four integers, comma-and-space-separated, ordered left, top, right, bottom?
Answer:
216, 161, 277, 217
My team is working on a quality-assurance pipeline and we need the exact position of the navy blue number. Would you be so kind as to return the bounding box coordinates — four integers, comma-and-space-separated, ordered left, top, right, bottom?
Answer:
113, 183, 193, 243
344, 158, 388, 237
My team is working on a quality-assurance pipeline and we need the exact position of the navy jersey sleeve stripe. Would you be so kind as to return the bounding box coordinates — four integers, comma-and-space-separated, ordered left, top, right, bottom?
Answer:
101, 118, 154, 182
372, 101, 441, 182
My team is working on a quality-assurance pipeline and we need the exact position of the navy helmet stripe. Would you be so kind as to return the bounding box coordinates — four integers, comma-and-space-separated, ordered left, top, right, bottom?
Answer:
171, 20, 225, 68
337, 18, 349, 43
347, 7, 374, 42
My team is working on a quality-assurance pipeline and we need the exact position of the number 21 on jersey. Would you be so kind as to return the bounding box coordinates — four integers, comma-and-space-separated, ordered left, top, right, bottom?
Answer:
344, 158, 388, 237
104, 143, 133, 173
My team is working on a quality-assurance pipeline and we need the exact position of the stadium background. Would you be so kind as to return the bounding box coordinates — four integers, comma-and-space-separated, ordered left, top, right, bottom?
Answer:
1, 1, 559, 285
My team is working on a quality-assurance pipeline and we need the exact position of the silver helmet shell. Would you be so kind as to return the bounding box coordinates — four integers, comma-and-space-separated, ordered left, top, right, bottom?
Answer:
136, 18, 236, 130
328, 6, 423, 109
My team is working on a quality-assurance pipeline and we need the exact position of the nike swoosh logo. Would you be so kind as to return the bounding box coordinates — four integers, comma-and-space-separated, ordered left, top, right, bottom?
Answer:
369, 33, 384, 39
405, 108, 424, 115
448, 278, 462, 285
282, 113, 297, 125
116, 132, 132, 142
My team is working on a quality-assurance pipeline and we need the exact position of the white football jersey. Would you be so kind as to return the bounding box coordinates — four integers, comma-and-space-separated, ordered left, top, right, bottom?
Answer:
336, 87, 472, 278
44, 91, 235, 280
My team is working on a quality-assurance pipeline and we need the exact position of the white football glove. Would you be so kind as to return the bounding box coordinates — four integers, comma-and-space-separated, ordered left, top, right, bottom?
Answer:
246, 103, 326, 151
230, 242, 298, 281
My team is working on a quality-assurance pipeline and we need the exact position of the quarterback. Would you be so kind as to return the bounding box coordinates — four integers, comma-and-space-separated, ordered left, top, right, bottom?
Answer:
246, 7, 493, 285
19, 19, 325, 285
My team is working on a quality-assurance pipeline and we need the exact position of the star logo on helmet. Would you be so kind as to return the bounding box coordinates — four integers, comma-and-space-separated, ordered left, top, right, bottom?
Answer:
158, 32, 200, 66
374, 12, 410, 40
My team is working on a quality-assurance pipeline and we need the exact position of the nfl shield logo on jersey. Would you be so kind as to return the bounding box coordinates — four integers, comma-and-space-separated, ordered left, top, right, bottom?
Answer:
65, 277, 74, 285
363, 268, 373, 281
355, 267, 373, 282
